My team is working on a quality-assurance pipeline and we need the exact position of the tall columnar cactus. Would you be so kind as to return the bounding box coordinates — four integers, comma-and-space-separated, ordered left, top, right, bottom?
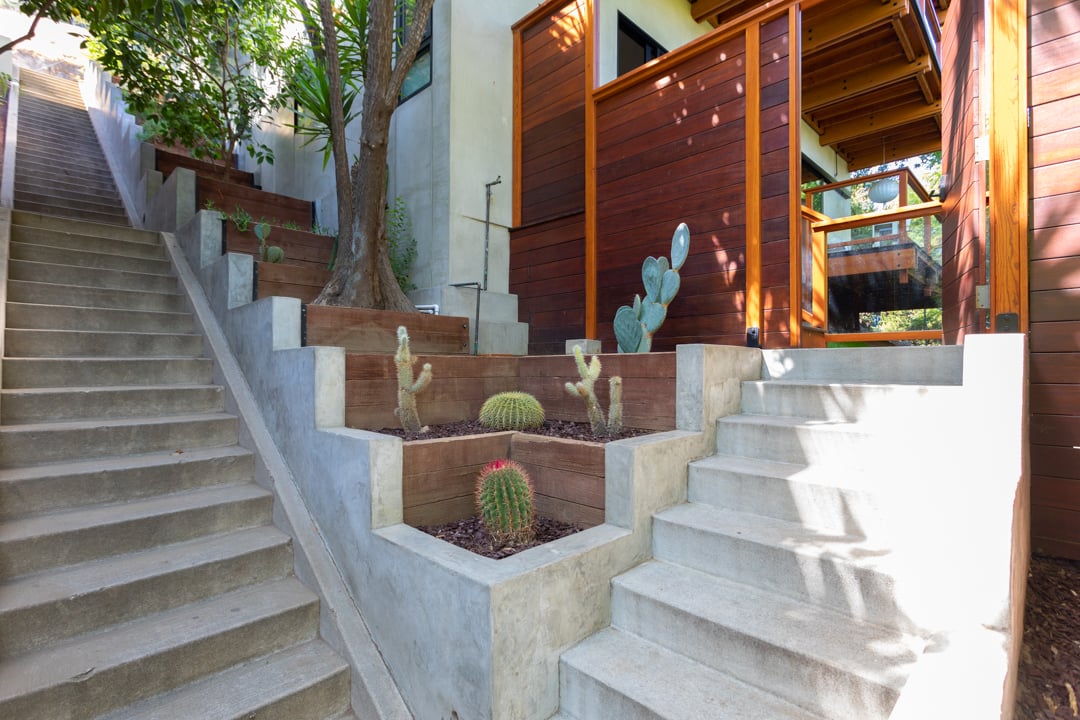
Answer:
614, 223, 691, 353
479, 392, 545, 431
394, 326, 432, 433
564, 346, 624, 437
476, 459, 535, 543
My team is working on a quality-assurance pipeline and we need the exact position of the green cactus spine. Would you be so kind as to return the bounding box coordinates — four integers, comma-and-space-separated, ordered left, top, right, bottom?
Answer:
394, 326, 432, 433
564, 346, 624, 437
614, 223, 690, 352
479, 391, 545, 431
476, 459, 535, 543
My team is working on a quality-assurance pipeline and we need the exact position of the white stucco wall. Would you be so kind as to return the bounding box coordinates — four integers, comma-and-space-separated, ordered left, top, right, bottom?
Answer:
595, 0, 713, 87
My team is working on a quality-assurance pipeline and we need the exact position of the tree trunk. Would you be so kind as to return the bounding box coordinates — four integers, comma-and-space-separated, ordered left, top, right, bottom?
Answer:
313, 0, 433, 310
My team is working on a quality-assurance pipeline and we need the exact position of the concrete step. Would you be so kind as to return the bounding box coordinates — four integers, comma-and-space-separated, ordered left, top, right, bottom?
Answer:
5, 327, 203, 358
559, 627, 825, 720
7, 302, 193, 334
11, 226, 162, 257
715, 413, 903, 468
9, 258, 178, 294
760, 346, 964, 385
11, 210, 154, 243
100, 640, 351, 720
0, 577, 318, 720
0, 526, 292, 657
3, 356, 212, 388
651, 503, 920, 632
0, 445, 253, 520
0, 482, 272, 578
14, 142, 108, 166
9, 241, 166, 275
0, 411, 236, 467
740, 381, 962, 423
1, 384, 224, 424
7, 279, 185, 312
12, 169, 121, 199
688, 453, 915, 538
14, 111, 95, 136
612, 561, 920, 720
14, 188, 125, 216
12, 200, 128, 226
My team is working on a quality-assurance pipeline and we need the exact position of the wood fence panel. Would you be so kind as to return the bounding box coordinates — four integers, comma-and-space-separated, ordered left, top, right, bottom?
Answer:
305, 305, 469, 355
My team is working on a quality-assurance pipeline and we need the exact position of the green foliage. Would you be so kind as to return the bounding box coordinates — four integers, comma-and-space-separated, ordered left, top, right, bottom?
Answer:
282, 220, 301, 231
203, 198, 217, 212
393, 325, 431, 433
475, 459, 534, 543
387, 196, 417, 292
564, 346, 623, 438
614, 223, 690, 353
254, 222, 284, 263
86, 0, 299, 174
479, 392, 545, 431
231, 206, 252, 232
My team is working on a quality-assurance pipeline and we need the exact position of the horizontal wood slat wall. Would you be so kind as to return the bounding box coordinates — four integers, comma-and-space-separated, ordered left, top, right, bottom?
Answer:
306, 305, 470, 357
1028, 0, 1080, 560
254, 262, 331, 304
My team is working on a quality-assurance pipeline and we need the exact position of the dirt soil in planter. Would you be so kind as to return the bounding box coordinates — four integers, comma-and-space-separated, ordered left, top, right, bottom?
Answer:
378, 419, 655, 443
1017, 555, 1080, 719
418, 515, 583, 560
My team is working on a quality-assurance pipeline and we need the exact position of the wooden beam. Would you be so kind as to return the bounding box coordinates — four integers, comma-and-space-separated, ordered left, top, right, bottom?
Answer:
804, 54, 931, 111
690, 0, 748, 24
988, 0, 1028, 332
818, 98, 941, 145
584, 0, 598, 339
844, 134, 942, 171
813, 200, 943, 233
746, 22, 762, 337
788, 5, 802, 348
803, 0, 909, 54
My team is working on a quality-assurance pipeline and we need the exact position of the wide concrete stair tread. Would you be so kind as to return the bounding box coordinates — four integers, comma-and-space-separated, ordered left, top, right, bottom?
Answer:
559, 627, 826, 720
12, 226, 165, 257
0, 411, 237, 466
12, 201, 128, 225
715, 413, 902, 467
11, 240, 171, 274
7, 279, 185, 312
0, 482, 272, 578
1, 384, 224, 423
0, 525, 292, 656
2, 355, 212, 387
7, 301, 193, 333
613, 561, 919, 718
14, 170, 121, 199
0, 577, 319, 720
99, 640, 351, 720
10, 212, 153, 243
0, 445, 254, 519
652, 503, 913, 630
740, 380, 962, 422
761, 346, 964, 385
5, 327, 203, 357
9, 258, 178, 294
14, 188, 126, 216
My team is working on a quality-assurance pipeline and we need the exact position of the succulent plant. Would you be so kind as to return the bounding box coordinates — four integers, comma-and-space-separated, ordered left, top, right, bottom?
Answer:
255, 222, 285, 263
476, 459, 535, 543
394, 326, 432, 433
479, 392, 545, 431
564, 345, 623, 437
614, 223, 690, 352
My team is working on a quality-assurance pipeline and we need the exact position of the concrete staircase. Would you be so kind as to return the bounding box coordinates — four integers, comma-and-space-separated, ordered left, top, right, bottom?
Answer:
13, 69, 129, 225
557, 347, 965, 720
0, 210, 356, 719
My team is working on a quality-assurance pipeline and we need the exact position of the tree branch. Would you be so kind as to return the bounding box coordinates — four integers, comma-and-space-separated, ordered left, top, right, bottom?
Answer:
0, 2, 57, 57
386, 0, 433, 105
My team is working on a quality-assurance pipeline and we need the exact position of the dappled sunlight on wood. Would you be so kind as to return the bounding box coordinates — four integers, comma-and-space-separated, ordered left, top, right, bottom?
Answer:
547, 1, 586, 51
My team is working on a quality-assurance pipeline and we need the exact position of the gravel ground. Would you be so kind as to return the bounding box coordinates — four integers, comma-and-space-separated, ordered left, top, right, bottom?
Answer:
1017, 555, 1080, 719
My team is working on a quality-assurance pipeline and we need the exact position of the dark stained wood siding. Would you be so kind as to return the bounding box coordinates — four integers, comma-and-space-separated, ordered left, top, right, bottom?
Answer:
512, 2, 588, 355
1028, 0, 1080, 560
939, 0, 982, 343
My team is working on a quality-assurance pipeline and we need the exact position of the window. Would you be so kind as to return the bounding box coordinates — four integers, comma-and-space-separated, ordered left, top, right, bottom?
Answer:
617, 13, 666, 76
396, 0, 433, 102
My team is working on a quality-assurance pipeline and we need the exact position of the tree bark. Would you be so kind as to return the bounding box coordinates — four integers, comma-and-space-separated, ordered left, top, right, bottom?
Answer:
313, 0, 433, 310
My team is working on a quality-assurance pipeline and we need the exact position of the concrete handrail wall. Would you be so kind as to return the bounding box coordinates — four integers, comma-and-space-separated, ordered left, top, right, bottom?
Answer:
81, 62, 146, 227
0, 66, 20, 209
174, 209, 763, 719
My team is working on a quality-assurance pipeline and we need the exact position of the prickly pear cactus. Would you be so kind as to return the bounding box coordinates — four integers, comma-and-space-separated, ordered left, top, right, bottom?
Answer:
255, 222, 286, 263
476, 459, 535, 543
479, 392, 545, 431
614, 223, 690, 352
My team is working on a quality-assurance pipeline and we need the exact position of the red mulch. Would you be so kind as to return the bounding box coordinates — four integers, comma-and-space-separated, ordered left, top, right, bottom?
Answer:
1017, 555, 1080, 719
378, 418, 654, 443
417, 514, 583, 560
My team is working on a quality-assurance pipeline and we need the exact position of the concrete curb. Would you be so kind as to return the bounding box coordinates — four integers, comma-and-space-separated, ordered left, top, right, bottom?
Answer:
1, 66, 20, 209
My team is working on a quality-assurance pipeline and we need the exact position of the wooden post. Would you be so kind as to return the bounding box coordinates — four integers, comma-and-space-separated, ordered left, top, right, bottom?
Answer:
788, 5, 802, 348
745, 22, 763, 341
584, 0, 598, 339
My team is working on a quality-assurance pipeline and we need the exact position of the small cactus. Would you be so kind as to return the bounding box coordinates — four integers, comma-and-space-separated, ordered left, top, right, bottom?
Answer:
394, 326, 432, 433
614, 223, 690, 352
564, 345, 623, 437
479, 392, 545, 431
476, 459, 535, 543
255, 222, 285, 264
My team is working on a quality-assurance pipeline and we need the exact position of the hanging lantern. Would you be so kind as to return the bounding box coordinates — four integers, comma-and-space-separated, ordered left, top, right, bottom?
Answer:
868, 176, 900, 204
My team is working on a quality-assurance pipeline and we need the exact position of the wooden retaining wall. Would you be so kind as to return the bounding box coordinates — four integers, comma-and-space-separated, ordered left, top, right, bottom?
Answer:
306, 305, 470, 356
155, 147, 255, 186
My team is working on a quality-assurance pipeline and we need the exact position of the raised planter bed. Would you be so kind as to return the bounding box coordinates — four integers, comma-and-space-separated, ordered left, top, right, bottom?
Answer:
197, 176, 313, 229
155, 146, 255, 186
254, 262, 330, 303
222, 222, 334, 271
307, 305, 471, 356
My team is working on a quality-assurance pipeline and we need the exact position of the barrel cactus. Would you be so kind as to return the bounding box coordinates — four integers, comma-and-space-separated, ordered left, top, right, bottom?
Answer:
614, 223, 690, 352
476, 459, 535, 543
479, 391, 545, 431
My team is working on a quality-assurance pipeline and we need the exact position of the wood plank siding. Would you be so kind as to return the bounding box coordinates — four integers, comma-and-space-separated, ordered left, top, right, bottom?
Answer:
939, 0, 983, 343
510, 1, 588, 355
1028, 0, 1080, 560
